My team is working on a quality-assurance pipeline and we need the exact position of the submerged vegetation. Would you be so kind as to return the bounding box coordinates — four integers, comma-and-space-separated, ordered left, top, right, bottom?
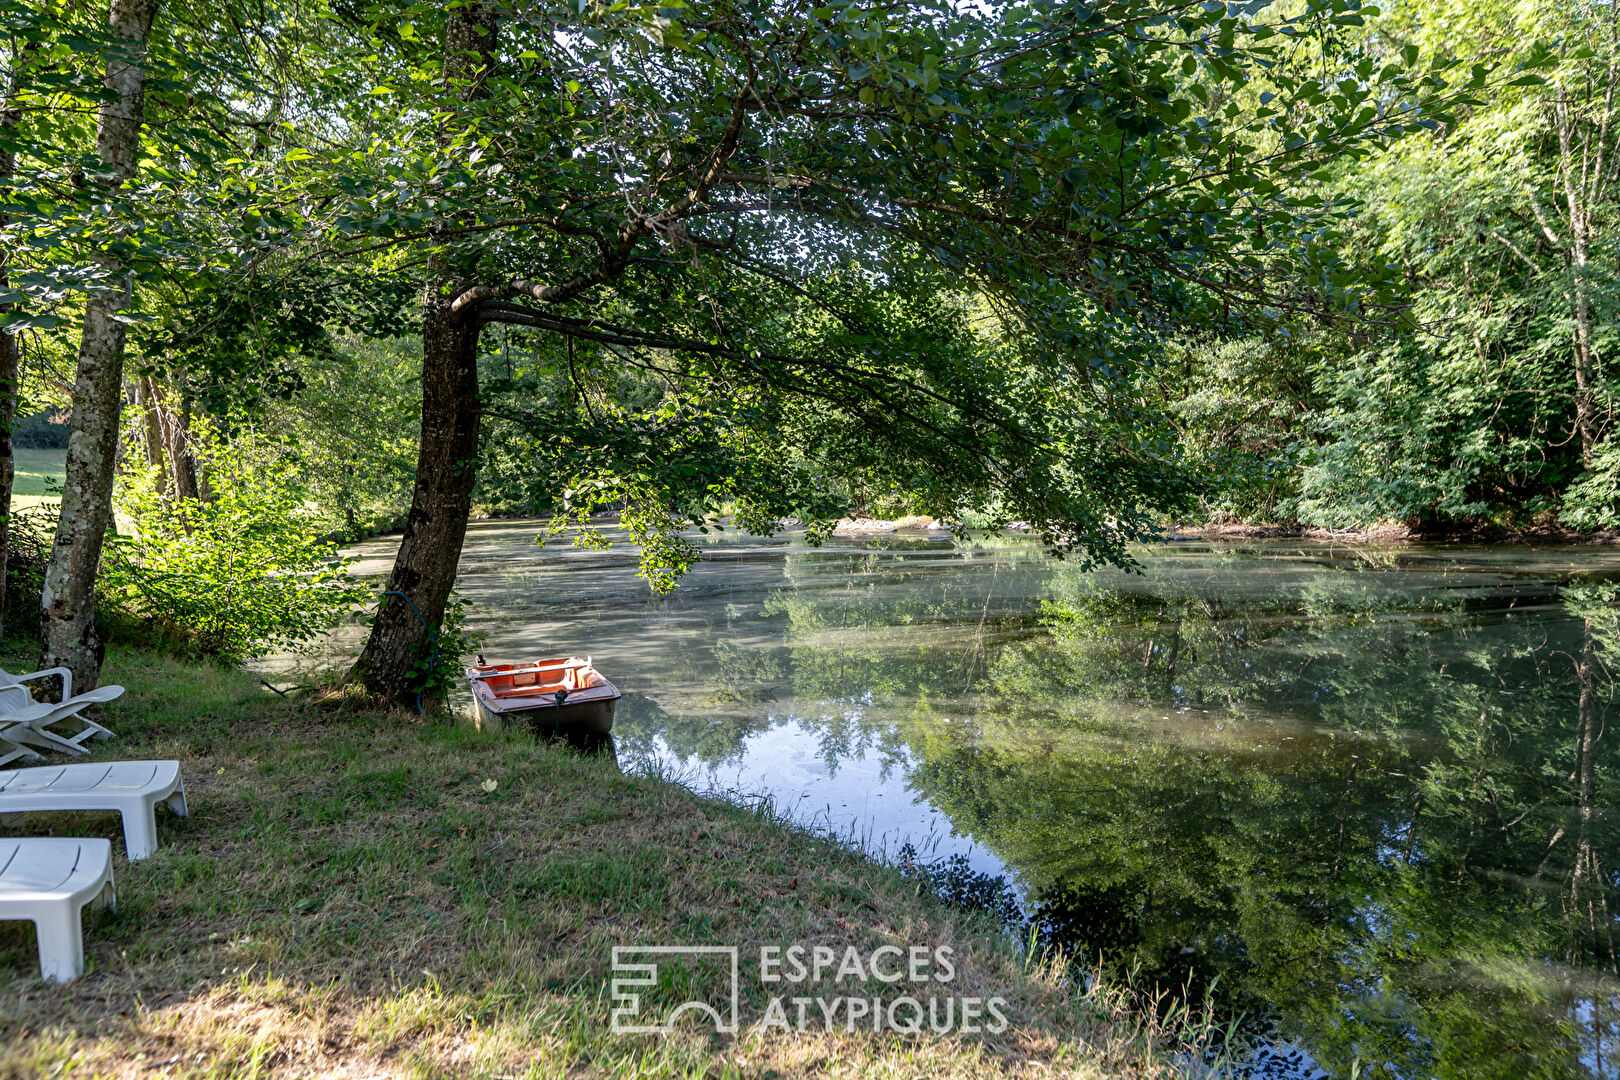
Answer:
604, 538, 1620, 1078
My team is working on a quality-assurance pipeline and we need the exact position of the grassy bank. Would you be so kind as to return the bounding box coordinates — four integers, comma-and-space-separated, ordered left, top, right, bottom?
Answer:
12, 446, 65, 512
0, 647, 1203, 1079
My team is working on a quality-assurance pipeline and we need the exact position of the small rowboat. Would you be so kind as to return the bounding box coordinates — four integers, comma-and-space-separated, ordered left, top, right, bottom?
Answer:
466, 656, 621, 735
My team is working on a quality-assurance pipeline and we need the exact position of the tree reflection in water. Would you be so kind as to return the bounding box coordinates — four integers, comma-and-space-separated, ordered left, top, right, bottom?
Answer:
613, 540, 1620, 1078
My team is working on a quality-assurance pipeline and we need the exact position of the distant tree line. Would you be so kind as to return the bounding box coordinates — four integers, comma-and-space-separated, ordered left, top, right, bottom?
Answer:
1160, 0, 1620, 534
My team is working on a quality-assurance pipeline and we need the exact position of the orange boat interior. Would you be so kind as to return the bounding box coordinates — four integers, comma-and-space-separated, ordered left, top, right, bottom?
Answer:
473, 657, 608, 700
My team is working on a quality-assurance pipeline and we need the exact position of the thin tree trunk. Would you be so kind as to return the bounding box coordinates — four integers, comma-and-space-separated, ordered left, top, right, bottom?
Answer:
0, 312, 15, 646
38, 0, 160, 690
162, 397, 199, 500
174, 370, 209, 500
346, 4, 497, 706
0, 24, 43, 642
1557, 94, 1602, 466
137, 375, 168, 490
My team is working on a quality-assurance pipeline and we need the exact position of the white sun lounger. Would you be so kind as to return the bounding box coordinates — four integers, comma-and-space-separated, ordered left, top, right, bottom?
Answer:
0, 762, 187, 860
0, 693, 70, 767
0, 837, 116, 982
0, 683, 121, 764
0, 665, 123, 717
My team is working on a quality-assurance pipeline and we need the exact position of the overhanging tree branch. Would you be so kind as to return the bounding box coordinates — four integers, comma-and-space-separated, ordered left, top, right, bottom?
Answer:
449, 65, 757, 318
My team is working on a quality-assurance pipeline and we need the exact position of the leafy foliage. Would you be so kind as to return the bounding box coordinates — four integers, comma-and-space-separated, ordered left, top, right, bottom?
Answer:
256, 334, 423, 539
1158, 0, 1620, 531
101, 427, 366, 662
396, 591, 484, 714
225, 0, 1489, 575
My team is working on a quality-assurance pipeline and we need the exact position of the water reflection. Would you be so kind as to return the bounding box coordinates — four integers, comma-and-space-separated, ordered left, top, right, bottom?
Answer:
324, 524, 1620, 1078
535, 725, 618, 760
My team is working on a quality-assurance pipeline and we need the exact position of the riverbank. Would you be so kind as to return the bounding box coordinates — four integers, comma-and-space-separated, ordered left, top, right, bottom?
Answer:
820, 509, 1620, 547
0, 647, 1202, 1079
1164, 519, 1620, 544
1164, 520, 1420, 542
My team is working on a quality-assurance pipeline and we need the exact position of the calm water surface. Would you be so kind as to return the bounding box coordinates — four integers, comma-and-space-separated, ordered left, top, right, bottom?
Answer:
323, 522, 1620, 1079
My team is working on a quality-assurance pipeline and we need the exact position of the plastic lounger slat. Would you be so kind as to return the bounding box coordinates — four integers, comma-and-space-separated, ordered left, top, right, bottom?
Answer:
0, 838, 115, 982
0, 761, 185, 860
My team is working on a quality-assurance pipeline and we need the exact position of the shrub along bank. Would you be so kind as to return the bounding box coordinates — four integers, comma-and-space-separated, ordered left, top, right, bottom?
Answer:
0, 646, 1211, 1079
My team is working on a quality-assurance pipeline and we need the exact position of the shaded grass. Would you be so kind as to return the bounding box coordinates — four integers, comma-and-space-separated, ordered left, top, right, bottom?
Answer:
0, 645, 1207, 1079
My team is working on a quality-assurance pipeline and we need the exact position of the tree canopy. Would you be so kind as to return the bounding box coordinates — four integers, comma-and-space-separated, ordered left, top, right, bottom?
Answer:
0, 0, 1560, 696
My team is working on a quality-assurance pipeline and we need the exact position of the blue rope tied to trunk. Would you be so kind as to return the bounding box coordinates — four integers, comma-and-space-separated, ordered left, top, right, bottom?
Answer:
383, 590, 437, 716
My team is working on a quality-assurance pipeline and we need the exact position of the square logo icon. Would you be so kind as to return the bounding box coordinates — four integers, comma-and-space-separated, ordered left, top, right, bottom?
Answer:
610, 945, 740, 1034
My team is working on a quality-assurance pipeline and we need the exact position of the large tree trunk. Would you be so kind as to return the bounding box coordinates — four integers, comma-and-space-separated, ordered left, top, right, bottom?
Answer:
38, 0, 160, 690
346, 308, 482, 703
346, 5, 497, 706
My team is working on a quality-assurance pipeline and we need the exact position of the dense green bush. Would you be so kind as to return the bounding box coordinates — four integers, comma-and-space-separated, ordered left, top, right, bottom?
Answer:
255, 335, 421, 540
1, 506, 56, 641
1158, 334, 1315, 523
102, 429, 367, 662
1562, 437, 1620, 531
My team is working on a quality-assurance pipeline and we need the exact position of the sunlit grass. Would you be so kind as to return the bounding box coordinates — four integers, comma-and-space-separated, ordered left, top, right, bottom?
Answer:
9, 445, 66, 510
12, 446, 65, 497
0, 645, 1209, 1078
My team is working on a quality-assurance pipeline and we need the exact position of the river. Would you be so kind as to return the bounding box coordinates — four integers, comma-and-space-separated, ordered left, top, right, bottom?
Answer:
307, 521, 1620, 1079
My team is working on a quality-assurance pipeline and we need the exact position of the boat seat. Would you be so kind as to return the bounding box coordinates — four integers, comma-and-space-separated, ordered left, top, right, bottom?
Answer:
494, 681, 571, 699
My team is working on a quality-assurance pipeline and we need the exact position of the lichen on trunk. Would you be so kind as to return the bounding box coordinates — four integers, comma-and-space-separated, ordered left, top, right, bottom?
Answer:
38, 0, 160, 691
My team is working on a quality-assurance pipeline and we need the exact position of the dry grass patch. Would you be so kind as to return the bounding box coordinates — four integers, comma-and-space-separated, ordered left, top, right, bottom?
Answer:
0, 646, 1203, 1079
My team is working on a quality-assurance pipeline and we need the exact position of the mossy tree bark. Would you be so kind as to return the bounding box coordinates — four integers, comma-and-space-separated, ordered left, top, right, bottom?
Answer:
39, 0, 160, 690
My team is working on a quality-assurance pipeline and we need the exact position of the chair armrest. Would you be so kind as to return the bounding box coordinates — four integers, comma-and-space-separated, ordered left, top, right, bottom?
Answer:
10, 667, 72, 701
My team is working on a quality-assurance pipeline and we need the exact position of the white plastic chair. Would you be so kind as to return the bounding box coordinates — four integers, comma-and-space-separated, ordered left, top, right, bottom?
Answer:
0, 762, 187, 860
0, 690, 62, 766
0, 666, 79, 703
0, 681, 121, 761
0, 706, 36, 767
0, 837, 115, 982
